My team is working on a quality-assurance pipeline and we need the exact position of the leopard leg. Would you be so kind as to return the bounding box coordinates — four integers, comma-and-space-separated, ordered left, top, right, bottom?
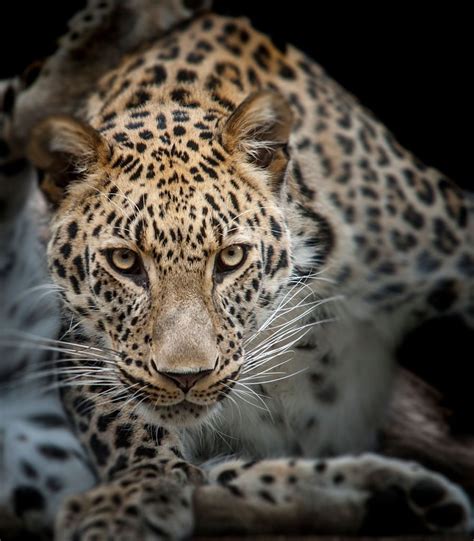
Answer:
56, 461, 199, 541
195, 453, 471, 536
54, 368, 207, 540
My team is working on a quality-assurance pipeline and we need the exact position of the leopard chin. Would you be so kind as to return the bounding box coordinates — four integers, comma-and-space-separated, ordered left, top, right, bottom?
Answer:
137, 399, 216, 428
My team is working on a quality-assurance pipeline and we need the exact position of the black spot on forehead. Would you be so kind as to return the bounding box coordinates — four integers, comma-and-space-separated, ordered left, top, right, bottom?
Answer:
174, 125, 186, 136
187, 140, 199, 152
187, 51, 205, 64
156, 113, 167, 130
171, 88, 190, 104
67, 221, 79, 239
139, 130, 153, 140
176, 68, 198, 83
269, 216, 282, 240
172, 110, 190, 122
204, 193, 220, 212
90, 433, 110, 466
130, 110, 150, 119
148, 64, 167, 85
126, 90, 150, 109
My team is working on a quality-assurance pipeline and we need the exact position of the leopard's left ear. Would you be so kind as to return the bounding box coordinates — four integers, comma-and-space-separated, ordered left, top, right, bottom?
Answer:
27, 115, 109, 205
220, 90, 293, 191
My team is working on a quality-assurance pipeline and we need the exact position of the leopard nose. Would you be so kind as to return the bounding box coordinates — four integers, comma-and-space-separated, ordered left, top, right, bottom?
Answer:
158, 368, 213, 392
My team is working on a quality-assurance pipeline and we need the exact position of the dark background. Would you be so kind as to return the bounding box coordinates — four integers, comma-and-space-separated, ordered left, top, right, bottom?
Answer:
1, 2, 473, 431
1, 2, 472, 191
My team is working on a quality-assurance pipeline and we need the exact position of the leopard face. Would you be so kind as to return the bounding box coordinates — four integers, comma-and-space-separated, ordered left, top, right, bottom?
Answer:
30, 91, 295, 426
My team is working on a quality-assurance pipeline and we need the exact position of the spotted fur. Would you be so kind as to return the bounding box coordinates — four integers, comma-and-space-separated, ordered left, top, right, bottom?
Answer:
1, 3, 473, 539
0, 78, 96, 538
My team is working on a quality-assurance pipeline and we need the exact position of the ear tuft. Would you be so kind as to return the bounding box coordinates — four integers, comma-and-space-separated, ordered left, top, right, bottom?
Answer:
221, 90, 293, 188
27, 115, 109, 204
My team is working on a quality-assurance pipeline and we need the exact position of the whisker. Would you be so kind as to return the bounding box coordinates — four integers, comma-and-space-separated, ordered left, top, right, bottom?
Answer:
232, 388, 273, 419
40, 380, 118, 394
246, 316, 335, 366
11, 283, 64, 304
239, 367, 308, 386
218, 390, 243, 427
246, 319, 313, 362
0, 334, 121, 361
238, 370, 286, 382
244, 354, 300, 379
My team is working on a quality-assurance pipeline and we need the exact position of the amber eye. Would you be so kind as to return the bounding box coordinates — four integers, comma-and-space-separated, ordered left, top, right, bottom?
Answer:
215, 244, 248, 274
106, 248, 142, 275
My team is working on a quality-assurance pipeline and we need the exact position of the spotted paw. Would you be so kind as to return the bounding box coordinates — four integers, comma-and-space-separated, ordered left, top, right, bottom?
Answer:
346, 454, 471, 534
408, 476, 470, 532
56, 468, 196, 541
204, 455, 471, 536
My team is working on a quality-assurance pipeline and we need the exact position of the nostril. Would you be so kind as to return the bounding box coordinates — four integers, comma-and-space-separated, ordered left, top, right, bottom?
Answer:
158, 368, 213, 392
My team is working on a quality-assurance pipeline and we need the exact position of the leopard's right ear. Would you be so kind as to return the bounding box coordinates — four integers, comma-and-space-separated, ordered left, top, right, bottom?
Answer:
27, 115, 109, 205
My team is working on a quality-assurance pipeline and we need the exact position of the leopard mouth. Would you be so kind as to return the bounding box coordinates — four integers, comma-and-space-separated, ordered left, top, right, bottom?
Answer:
118, 364, 238, 404
117, 365, 239, 426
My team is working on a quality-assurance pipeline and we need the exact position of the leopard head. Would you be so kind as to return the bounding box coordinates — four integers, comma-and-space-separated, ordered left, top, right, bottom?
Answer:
28, 90, 297, 426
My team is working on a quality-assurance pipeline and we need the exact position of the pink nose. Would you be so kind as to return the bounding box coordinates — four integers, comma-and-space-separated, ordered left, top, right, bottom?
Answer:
158, 369, 212, 392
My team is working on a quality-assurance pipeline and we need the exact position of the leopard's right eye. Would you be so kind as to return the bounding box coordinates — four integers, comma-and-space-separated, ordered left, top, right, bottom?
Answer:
106, 248, 142, 276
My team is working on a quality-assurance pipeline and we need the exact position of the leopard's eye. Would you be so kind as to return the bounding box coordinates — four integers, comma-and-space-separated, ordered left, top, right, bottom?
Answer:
106, 248, 142, 275
215, 244, 248, 274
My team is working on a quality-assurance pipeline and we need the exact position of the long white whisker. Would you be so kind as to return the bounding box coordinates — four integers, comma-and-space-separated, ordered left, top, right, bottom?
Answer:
231, 388, 273, 419
12, 283, 64, 304
246, 315, 335, 365
246, 319, 314, 361
0, 337, 120, 361
0, 330, 120, 353
240, 367, 308, 386
250, 293, 342, 344
245, 353, 301, 378
238, 370, 286, 382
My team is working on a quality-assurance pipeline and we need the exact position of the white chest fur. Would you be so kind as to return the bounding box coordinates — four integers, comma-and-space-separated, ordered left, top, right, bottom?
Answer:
185, 314, 396, 463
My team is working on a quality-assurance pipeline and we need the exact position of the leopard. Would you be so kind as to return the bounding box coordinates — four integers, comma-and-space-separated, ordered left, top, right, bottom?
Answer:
1, 0, 474, 539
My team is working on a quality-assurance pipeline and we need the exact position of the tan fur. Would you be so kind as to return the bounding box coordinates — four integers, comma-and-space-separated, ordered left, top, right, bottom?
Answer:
3, 6, 473, 539
28, 115, 110, 204
221, 90, 293, 186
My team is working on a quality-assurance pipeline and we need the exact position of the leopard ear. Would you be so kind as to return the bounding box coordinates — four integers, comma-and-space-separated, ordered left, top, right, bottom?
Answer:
220, 90, 293, 191
27, 115, 109, 205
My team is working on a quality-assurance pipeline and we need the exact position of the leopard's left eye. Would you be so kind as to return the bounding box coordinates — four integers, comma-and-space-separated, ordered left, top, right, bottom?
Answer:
215, 244, 248, 274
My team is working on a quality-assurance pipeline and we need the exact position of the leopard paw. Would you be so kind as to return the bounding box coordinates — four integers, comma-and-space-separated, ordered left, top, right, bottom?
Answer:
335, 454, 471, 534
56, 472, 195, 540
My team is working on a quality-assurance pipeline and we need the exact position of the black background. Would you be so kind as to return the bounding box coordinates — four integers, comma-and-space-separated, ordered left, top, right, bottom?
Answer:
1, 2, 472, 191
1, 2, 473, 431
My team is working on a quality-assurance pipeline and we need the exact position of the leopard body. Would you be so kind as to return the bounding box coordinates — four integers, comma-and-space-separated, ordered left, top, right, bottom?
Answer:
1, 2, 473, 538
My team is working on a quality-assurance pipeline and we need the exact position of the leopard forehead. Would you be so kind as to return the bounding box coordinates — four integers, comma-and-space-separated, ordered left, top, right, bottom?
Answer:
52, 132, 289, 271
